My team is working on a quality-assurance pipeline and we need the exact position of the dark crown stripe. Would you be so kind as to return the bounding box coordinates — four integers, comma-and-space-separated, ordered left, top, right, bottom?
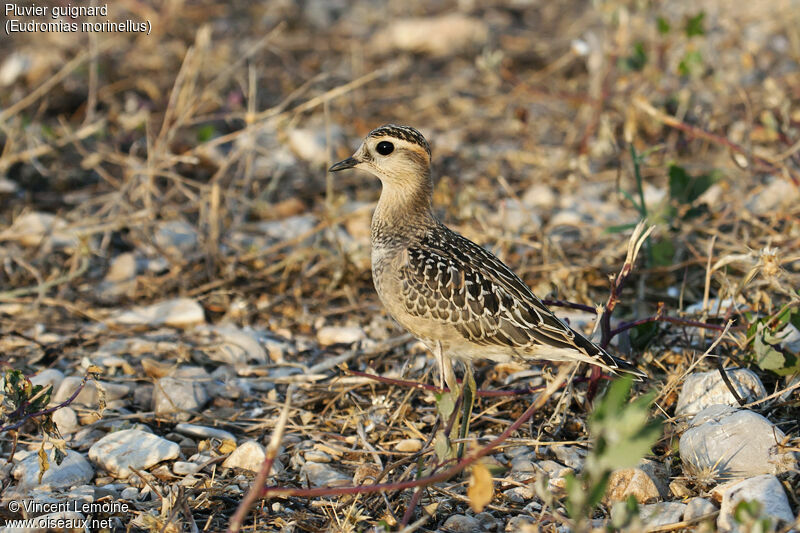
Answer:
368, 124, 431, 157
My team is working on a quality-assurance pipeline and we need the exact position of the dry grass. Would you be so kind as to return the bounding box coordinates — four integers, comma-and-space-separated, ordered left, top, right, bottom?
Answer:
1, 0, 799, 531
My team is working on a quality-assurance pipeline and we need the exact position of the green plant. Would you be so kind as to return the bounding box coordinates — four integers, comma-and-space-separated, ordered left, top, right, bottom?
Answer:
563, 377, 662, 531
733, 500, 774, 533
746, 304, 800, 375
1, 369, 66, 480
610, 146, 719, 268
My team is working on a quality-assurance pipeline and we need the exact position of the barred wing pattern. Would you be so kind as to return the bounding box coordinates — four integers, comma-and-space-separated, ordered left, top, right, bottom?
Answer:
399, 225, 626, 370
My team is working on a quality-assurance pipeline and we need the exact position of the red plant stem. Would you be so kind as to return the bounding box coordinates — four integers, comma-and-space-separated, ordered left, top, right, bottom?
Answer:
611, 315, 733, 337
256, 366, 571, 500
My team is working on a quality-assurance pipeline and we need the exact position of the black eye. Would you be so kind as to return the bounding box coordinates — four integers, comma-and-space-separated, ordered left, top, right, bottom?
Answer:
376, 141, 394, 155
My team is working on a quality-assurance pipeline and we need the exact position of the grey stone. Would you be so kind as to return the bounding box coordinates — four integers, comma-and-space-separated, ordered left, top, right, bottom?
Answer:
108, 298, 205, 328
174, 423, 235, 443
299, 461, 349, 487
12, 449, 93, 490
676, 369, 766, 416
52, 377, 130, 407
29, 369, 64, 395
684, 497, 716, 521
639, 502, 687, 527
153, 377, 209, 418
504, 516, 535, 531
441, 514, 481, 532
52, 406, 79, 435
154, 220, 198, 255
88, 429, 179, 478
552, 445, 586, 471
222, 441, 267, 473
717, 475, 794, 532
173, 461, 201, 476
317, 325, 366, 346
120, 486, 139, 500
198, 324, 268, 365
605, 462, 668, 504
680, 406, 797, 479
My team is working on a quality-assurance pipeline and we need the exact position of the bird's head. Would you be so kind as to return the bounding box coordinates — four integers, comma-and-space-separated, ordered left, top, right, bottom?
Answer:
329, 125, 432, 189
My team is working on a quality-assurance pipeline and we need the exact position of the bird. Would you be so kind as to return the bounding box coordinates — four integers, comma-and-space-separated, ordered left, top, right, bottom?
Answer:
329, 124, 644, 446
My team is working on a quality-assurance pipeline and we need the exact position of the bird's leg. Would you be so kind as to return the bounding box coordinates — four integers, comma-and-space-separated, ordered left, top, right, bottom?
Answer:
435, 341, 446, 392
457, 361, 475, 459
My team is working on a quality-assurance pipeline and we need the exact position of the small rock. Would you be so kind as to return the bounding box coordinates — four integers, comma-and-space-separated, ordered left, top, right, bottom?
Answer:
299, 462, 349, 487
153, 377, 209, 418
684, 497, 716, 521
304, 450, 332, 463
552, 445, 586, 471
52, 377, 130, 407
522, 184, 556, 209
89, 429, 179, 478
378, 15, 488, 56
317, 325, 366, 346
504, 515, 535, 531
132, 384, 154, 409
394, 438, 423, 453
174, 423, 236, 443
680, 405, 797, 479
108, 298, 205, 328
639, 502, 687, 528
173, 461, 201, 476
489, 199, 542, 234
30, 369, 64, 395
98, 252, 137, 300
154, 219, 198, 255
257, 214, 316, 241
605, 467, 664, 504
442, 514, 482, 533
747, 178, 800, 214
198, 325, 268, 365
353, 464, 381, 486
223, 441, 266, 473
120, 486, 139, 500
669, 479, 692, 498
676, 369, 766, 416
12, 449, 93, 490
0, 211, 78, 248
717, 475, 794, 532
286, 127, 343, 165
52, 406, 79, 435
474, 512, 498, 531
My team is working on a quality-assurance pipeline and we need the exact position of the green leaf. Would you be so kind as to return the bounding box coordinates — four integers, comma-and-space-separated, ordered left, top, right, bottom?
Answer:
629, 321, 660, 350
668, 165, 718, 209
434, 391, 456, 420
656, 17, 671, 35
753, 323, 800, 375
606, 222, 639, 234
619, 42, 647, 72
678, 50, 704, 77
196, 124, 217, 143
685, 12, 706, 37
650, 238, 675, 267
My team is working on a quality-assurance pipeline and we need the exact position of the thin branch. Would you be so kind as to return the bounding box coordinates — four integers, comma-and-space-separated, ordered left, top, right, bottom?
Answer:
254, 366, 571, 500
227, 384, 294, 533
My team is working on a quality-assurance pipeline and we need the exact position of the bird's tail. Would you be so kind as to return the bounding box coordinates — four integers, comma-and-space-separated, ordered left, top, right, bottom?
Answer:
573, 329, 647, 380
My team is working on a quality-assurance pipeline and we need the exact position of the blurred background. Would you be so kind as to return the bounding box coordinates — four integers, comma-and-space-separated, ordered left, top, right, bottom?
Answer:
1, 0, 799, 530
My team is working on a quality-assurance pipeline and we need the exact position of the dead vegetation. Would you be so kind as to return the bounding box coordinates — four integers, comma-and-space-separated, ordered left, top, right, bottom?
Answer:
1, 0, 799, 531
